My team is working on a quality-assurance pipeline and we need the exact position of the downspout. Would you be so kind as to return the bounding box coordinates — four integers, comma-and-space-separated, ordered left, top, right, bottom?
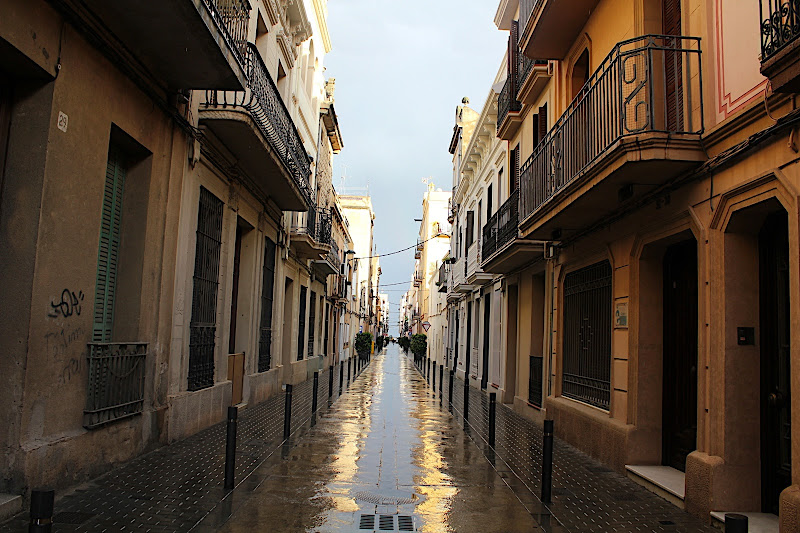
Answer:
547, 257, 555, 398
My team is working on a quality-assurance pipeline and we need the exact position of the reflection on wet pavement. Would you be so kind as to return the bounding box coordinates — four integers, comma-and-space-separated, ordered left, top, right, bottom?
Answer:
209, 347, 539, 532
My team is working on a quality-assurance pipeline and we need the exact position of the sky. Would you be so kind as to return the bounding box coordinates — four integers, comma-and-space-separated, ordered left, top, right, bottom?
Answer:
325, 0, 508, 331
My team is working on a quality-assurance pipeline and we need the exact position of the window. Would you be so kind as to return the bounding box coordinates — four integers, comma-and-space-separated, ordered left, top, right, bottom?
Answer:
188, 187, 224, 390
570, 49, 590, 102
487, 185, 493, 219
465, 211, 475, 249
297, 286, 307, 361
510, 146, 520, 193
258, 237, 277, 372
562, 261, 612, 409
93, 147, 127, 343
308, 290, 317, 358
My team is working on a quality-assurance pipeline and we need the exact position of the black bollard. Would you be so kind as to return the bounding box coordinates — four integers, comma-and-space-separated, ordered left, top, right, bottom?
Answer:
283, 384, 293, 441
724, 514, 748, 533
328, 365, 334, 398
312, 372, 319, 413
463, 378, 470, 423
488, 393, 496, 448
224, 406, 238, 490
542, 419, 554, 504
448, 370, 454, 408
28, 489, 54, 533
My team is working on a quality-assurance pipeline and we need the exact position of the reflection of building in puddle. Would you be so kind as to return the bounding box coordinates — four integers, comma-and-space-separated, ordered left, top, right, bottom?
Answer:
409, 361, 457, 533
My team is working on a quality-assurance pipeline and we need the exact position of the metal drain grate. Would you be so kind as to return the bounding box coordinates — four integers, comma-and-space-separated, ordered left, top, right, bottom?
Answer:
379, 515, 394, 530
398, 515, 414, 531
355, 491, 418, 505
358, 514, 417, 531
359, 514, 376, 529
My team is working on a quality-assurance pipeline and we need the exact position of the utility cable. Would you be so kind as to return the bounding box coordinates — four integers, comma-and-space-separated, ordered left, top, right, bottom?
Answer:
351, 233, 448, 260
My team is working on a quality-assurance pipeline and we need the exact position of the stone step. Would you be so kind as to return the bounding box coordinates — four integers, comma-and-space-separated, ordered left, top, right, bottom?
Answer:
625, 465, 686, 510
0, 493, 22, 522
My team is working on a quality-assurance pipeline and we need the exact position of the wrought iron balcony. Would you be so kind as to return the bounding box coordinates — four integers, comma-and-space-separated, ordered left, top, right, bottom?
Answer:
760, 0, 800, 92
517, 53, 550, 104
202, 43, 312, 211
518, 35, 705, 238
84, 343, 147, 429
437, 262, 448, 293
294, 206, 334, 260
58, 0, 249, 89
314, 235, 341, 277
466, 240, 492, 285
497, 77, 522, 139
482, 189, 519, 261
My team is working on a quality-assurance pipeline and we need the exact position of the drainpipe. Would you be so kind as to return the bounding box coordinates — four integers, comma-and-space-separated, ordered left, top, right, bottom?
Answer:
546, 244, 558, 398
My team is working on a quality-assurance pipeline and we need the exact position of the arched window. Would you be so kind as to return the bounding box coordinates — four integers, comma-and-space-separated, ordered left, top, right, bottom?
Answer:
570, 48, 590, 102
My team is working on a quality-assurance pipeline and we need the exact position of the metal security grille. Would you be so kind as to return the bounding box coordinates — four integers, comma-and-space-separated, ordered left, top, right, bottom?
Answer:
188, 187, 224, 391
529, 355, 543, 408
93, 148, 126, 342
562, 261, 612, 410
258, 238, 276, 372
308, 291, 316, 359
84, 343, 147, 428
297, 286, 307, 361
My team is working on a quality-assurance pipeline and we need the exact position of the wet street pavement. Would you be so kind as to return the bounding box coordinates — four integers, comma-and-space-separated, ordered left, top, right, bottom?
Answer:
201, 348, 540, 532
1, 345, 718, 532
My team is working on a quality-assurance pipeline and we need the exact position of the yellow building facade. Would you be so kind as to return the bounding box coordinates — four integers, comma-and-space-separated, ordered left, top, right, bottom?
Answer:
483, 0, 799, 527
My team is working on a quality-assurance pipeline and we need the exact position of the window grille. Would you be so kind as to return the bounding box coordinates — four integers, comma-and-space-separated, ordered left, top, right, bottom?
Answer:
308, 290, 316, 359
84, 343, 147, 428
188, 187, 224, 391
297, 286, 307, 361
562, 261, 612, 409
529, 355, 543, 408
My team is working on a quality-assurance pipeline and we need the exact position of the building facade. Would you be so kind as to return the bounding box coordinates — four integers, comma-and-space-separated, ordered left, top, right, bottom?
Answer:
454, 0, 800, 527
0, 0, 363, 503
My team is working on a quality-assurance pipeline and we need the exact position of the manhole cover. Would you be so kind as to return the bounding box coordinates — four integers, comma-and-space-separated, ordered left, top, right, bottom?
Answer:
355, 491, 421, 506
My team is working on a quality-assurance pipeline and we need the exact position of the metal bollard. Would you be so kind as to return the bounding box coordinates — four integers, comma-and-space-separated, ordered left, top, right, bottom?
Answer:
488, 393, 496, 448
448, 370, 454, 408
283, 384, 293, 441
329, 365, 334, 398
224, 406, 238, 490
339, 362, 344, 394
542, 419, 554, 504
463, 378, 470, 423
724, 514, 748, 533
28, 489, 54, 533
312, 372, 319, 413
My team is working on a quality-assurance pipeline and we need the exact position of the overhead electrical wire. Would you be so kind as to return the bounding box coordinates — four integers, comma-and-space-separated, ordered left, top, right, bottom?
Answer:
351, 232, 448, 260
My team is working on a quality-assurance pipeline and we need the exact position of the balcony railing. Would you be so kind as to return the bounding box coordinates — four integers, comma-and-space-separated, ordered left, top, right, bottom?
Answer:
205, 44, 312, 205
203, 0, 250, 67
84, 343, 147, 429
482, 189, 519, 260
326, 238, 341, 270
498, 77, 522, 132
518, 0, 540, 45
437, 262, 448, 293
519, 35, 702, 221
760, 0, 800, 62
292, 206, 333, 245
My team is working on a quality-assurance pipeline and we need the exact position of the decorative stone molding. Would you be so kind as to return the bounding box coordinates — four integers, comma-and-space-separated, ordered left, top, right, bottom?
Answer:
276, 28, 296, 69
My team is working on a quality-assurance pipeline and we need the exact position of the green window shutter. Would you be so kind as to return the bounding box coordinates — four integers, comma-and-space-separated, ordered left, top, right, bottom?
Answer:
93, 149, 126, 342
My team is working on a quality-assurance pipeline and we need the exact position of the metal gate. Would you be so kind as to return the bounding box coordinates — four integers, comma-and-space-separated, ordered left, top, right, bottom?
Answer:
562, 261, 612, 409
188, 187, 224, 391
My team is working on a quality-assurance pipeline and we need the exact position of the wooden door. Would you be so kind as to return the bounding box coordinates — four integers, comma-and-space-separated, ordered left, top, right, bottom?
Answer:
759, 211, 792, 514
662, 239, 698, 472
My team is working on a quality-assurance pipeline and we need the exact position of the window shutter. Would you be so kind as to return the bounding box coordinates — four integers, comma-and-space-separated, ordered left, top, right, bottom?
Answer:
514, 147, 521, 192
509, 21, 519, 93
93, 148, 126, 342
538, 104, 548, 143
258, 237, 276, 372
466, 211, 475, 249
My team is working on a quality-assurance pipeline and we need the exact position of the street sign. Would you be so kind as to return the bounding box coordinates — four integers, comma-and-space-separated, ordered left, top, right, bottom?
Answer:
422, 321, 431, 332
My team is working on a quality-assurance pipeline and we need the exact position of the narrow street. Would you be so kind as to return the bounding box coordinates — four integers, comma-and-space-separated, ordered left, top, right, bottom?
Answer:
195, 348, 540, 532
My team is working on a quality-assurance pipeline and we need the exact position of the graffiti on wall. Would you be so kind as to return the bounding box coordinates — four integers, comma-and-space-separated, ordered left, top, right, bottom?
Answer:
47, 289, 84, 319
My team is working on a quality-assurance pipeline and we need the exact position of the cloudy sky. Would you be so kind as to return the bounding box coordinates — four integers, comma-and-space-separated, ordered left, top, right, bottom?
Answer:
325, 0, 508, 331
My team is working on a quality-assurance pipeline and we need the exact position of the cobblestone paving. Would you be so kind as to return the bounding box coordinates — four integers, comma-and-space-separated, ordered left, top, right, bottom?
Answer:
0, 360, 366, 533
415, 357, 717, 533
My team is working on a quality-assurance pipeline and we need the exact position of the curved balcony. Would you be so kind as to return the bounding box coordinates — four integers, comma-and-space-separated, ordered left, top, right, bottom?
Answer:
760, 0, 800, 92
518, 35, 706, 240
201, 44, 312, 211
482, 189, 545, 274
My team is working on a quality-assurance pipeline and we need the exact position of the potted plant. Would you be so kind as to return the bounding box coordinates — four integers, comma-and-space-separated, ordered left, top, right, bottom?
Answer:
410, 333, 427, 359
355, 332, 373, 361
398, 336, 410, 354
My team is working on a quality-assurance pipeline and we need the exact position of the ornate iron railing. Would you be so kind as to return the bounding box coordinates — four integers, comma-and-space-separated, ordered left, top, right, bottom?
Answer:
205, 44, 312, 206
84, 343, 147, 429
326, 238, 341, 270
437, 262, 448, 293
482, 189, 519, 261
518, 0, 541, 44
519, 35, 702, 222
760, 0, 800, 62
518, 53, 549, 95
202, 0, 250, 67
497, 77, 522, 132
